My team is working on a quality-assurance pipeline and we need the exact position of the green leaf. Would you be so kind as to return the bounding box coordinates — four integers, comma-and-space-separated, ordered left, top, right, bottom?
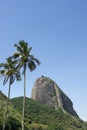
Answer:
3, 77, 9, 85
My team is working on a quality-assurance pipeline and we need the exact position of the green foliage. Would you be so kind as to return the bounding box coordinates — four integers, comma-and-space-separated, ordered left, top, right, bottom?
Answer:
0, 94, 22, 130
5, 117, 21, 130
0, 93, 87, 130
11, 97, 87, 130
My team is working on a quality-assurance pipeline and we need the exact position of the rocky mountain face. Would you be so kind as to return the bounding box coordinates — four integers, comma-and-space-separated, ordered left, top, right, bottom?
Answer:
31, 76, 78, 117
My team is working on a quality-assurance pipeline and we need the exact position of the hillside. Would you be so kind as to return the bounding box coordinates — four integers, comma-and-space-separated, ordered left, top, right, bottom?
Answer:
0, 90, 87, 130
0, 92, 21, 130
11, 97, 87, 130
0, 91, 27, 130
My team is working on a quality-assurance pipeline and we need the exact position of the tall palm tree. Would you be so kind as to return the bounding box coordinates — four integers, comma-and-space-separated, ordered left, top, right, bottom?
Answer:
0, 57, 21, 130
11, 40, 40, 130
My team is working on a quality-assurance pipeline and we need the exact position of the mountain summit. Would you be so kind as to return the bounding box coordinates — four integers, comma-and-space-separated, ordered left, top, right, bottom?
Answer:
31, 76, 78, 117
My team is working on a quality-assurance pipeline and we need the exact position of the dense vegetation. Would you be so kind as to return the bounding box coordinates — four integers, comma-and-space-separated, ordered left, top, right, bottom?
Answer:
0, 92, 87, 130
11, 97, 87, 130
0, 92, 22, 130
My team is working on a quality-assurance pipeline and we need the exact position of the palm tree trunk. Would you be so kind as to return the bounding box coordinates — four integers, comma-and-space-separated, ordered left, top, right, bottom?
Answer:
3, 112, 5, 130
3, 124, 5, 130
7, 81, 11, 116
22, 65, 26, 130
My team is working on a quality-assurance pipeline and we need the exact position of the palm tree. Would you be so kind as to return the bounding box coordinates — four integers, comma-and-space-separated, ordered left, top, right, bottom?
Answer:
0, 57, 21, 130
11, 40, 40, 130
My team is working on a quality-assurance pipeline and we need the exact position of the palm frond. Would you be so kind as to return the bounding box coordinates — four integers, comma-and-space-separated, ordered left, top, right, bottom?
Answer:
28, 60, 36, 71
18, 41, 30, 56
0, 70, 5, 75
16, 61, 23, 71
10, 75, 15, 85
19, 40, 28, 48
3, 77, 9, 86
14, 43, 23, 53
14, 43, 19, 48
6, 57, 12, 62
15, 71, 21, 81
30, 57, 41, 65
28, 47, 32, 54
13, 53, 21, 59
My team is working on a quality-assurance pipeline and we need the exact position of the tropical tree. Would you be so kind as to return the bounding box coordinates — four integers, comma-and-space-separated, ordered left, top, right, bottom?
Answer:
11, 40, 40, 130
0, 57, 21, 130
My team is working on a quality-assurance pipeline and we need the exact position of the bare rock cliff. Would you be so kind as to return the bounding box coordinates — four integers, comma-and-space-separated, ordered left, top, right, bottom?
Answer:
31, 76, 78, 117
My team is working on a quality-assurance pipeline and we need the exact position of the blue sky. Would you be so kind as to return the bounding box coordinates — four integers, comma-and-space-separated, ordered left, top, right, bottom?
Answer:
0, 0, 87, 121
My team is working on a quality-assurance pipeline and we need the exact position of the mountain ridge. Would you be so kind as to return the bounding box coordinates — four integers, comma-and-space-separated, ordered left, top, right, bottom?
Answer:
31, 75, 78, 117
